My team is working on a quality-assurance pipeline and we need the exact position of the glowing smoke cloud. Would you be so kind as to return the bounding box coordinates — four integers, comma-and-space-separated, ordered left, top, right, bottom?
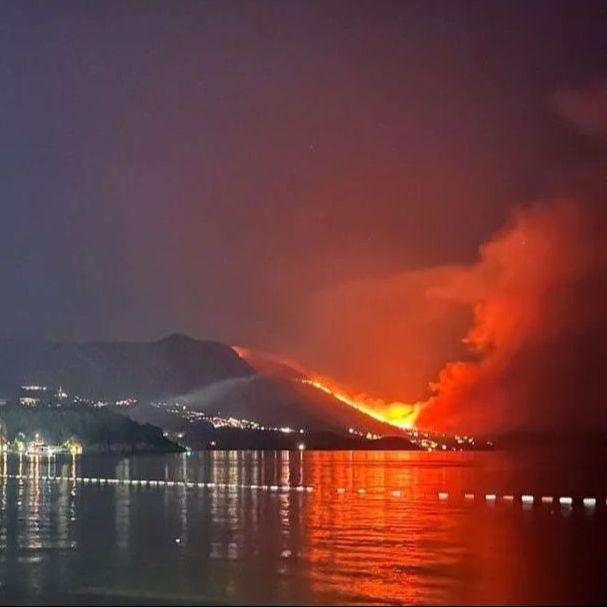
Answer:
418, 200, 607, 434
238, 84, 607, 436
239, 200, 607, 436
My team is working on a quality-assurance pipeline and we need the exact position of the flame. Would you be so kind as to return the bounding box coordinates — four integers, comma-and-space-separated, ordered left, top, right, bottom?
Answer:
301, 376, 423, 429
233, 345, 422, 429
261, 199, 606, 436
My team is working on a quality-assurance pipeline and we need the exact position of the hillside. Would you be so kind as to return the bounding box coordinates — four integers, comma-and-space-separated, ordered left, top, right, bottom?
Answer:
0, 334, 253, 401
161, 374, 408, 436
0, 405, 181, 454
0, 334, 416, 439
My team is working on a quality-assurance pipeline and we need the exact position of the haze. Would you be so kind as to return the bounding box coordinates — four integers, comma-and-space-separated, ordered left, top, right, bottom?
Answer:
2, 1, 607, 434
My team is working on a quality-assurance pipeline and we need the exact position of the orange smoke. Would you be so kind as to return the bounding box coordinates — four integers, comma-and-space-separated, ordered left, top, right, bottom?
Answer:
417, 201, 602, 433
237, 200, 607, 435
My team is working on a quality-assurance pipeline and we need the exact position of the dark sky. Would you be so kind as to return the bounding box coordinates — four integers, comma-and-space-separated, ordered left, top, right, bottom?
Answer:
0, 0, 605, 355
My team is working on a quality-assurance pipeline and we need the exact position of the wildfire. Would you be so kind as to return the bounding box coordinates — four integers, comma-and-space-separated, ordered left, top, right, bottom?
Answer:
300, 376, 423, 430
233, 345, 422, 429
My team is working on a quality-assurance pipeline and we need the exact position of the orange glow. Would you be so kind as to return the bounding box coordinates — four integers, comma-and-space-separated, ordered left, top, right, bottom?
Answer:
417, 201, 595, 433
301, 376, 422, 429
234, 345, 423, 429
237, 201, 598, 436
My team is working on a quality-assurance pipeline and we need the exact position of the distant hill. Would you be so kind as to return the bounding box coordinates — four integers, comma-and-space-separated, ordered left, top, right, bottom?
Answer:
0, 334, 409, 438
0, 334, 253, 401
0, 404, 181, 454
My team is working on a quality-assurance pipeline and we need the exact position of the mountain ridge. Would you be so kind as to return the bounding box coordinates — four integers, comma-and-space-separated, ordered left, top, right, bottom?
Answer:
0, 335, 409, 437
0, 334, 253, 400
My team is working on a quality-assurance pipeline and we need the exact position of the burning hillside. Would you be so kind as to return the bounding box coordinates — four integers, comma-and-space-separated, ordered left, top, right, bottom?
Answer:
241, 198, 607, 438
233, 346, 423, 430
232, 347, 484, 449
299, 377, 422, 430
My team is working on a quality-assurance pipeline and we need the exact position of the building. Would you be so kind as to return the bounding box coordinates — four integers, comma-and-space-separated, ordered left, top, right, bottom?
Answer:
18, 385, 49, 407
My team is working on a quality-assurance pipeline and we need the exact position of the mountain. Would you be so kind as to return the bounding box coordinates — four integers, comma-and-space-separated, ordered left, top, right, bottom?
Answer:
0, 334, 253, 401
0, 334, 399, 436
160, 374, 408, 436
0, 335, 490, 448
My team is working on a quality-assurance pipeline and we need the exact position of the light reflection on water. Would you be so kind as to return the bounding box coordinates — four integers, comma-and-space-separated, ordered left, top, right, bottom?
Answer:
0, 450, 606, 604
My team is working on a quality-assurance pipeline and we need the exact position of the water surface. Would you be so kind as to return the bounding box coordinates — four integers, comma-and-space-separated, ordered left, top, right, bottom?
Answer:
1, 449, 606, 605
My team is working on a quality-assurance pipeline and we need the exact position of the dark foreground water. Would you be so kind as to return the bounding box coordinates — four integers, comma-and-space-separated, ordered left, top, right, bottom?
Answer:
1, 449, 607, 605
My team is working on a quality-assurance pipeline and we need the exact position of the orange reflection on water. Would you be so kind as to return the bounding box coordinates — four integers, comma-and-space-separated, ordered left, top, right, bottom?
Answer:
300, 451, 469, 604
1, 449, 606, 604
295, 450, 607, 605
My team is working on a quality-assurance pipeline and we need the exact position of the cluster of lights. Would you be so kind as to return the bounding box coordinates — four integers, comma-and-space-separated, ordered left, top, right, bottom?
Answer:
18, 388, 142, 409
156, 401, 487, 452
301, 378, 489, 451
348, 428, 381, 440
0, 433, 83, 457
12, 382, 488, 453
114, 397, 138, 407
454, 434, 476, 446
157, 403, 306, 435
18, 385, 70, 407
404, 428, 484, 452
15, 383, 133, 410
346, 425, 484, 452
162, 404, 264, 430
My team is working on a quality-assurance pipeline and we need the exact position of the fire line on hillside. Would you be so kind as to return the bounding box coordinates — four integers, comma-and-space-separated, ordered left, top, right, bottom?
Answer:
233, 345, 422, 429
232, 346, 488, 451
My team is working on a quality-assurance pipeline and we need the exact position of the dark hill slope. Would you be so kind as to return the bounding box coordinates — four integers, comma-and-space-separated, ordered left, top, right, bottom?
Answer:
168, 374, 407, 436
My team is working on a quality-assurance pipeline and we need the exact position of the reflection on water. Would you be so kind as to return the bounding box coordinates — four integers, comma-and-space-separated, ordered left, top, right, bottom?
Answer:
0, 450, 607, 604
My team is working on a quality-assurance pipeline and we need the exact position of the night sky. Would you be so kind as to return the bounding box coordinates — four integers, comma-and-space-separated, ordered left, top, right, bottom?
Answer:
2, 1, 607, 431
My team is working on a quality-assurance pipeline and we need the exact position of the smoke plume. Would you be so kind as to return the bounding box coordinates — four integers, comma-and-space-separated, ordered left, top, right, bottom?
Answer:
292, 199, 607, 436
243, 84, 607, 436
418, 200, 607, 434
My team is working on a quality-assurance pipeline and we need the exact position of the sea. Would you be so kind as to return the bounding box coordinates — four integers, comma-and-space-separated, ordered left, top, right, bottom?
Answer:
1, 448, 607, 605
